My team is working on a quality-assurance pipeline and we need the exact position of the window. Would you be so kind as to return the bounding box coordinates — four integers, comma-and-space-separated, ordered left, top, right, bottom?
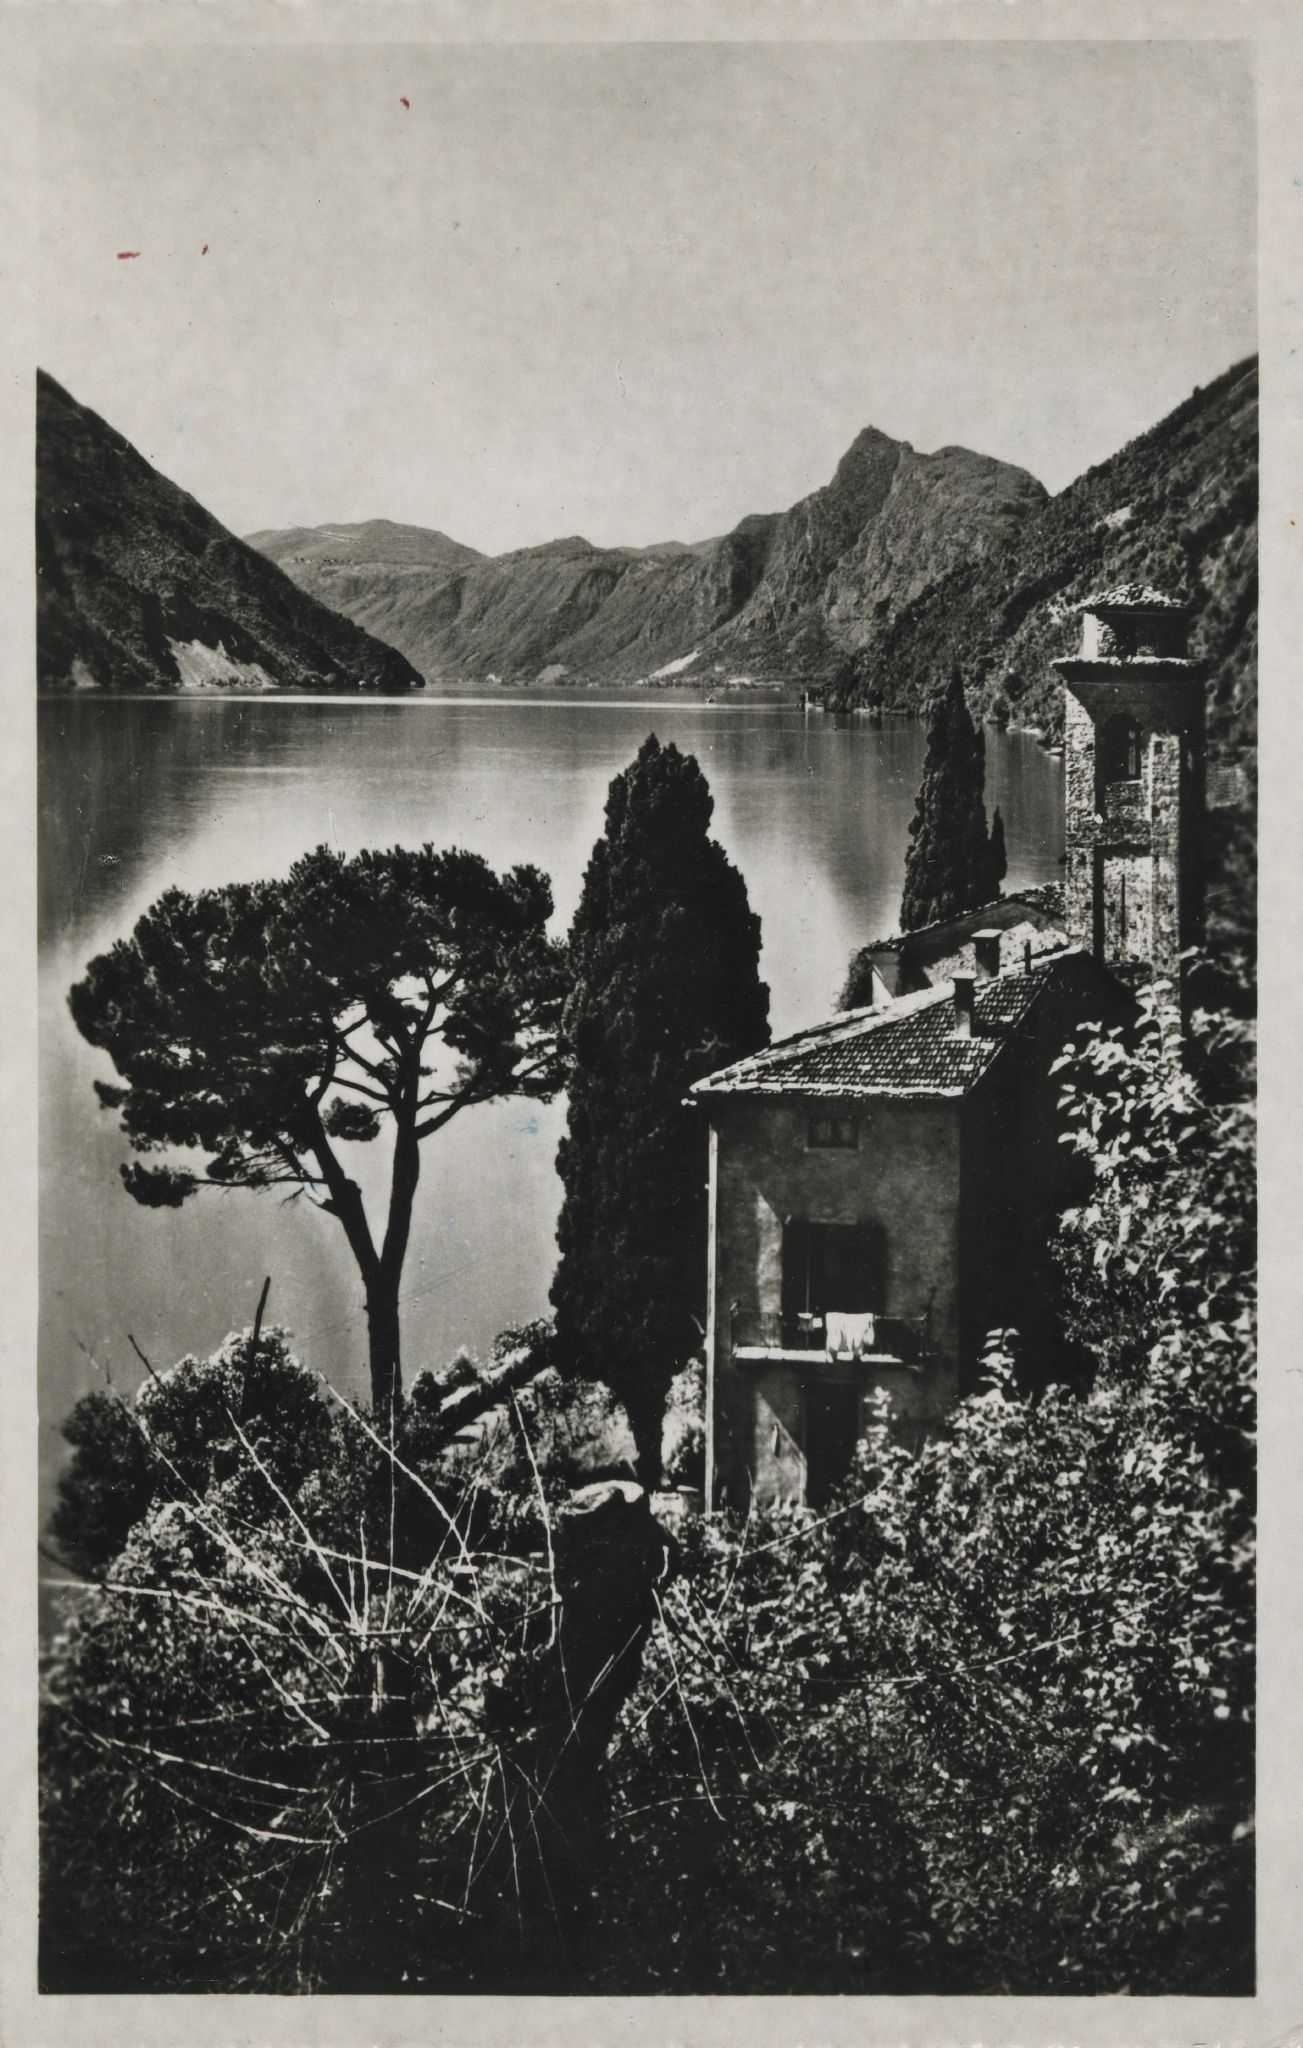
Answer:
1098, 713, 1143, 785
808, 1115, 858, 1150
782, 1220, 885, 1320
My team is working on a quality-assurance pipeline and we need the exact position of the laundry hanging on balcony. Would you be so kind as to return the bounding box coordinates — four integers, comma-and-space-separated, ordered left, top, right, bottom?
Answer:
825, 1310, 876, 1360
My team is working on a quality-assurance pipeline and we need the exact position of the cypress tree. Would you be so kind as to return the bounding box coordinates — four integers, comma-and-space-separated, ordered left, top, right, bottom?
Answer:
990, 804, 1008, 889
551, 736, 770, 1482
900, 667, 1004, 932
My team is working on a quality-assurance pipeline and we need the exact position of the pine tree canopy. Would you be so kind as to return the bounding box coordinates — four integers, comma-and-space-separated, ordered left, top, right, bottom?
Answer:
900, 667, 1004, 932
69, 843, 568, 1413
551, 735, 770, 1480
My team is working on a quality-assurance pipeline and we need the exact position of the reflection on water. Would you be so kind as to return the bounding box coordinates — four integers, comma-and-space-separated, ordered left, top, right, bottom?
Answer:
38, 695, 1063, 1513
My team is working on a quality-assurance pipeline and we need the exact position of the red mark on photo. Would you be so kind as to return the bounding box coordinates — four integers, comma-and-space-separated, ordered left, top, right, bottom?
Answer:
117, 250, 141, 260
202, 244, 209, 255
399, 96, 410, 110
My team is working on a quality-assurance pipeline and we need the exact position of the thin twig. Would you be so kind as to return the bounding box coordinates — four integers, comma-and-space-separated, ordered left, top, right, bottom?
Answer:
252, 1275, 272, 1347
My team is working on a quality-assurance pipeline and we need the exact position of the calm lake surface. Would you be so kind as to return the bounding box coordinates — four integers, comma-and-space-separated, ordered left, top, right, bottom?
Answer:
38, 693, 1063, 1512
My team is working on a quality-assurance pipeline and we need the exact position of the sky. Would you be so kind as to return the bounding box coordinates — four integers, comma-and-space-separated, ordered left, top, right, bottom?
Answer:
37, 39, 1256, 555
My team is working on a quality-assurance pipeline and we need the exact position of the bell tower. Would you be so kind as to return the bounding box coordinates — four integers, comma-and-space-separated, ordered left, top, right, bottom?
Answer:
1054, 585, 1205, 991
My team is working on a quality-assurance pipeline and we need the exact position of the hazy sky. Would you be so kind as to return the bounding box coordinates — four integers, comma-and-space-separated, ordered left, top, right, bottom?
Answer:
38, 39, 1255, 554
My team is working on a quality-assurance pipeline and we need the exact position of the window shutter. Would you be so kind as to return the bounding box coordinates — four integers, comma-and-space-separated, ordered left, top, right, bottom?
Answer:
781, 1217, 811, 1322
854, 1221, 888, 1313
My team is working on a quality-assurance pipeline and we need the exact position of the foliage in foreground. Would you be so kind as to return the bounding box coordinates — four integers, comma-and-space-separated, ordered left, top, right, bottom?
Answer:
600, 989, 1255, 1994
43, 984, 1254, 1995
42, 1328, 660, 1993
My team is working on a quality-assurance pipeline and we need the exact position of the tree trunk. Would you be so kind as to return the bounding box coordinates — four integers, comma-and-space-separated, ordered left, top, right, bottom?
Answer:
432, 1339, 549, 1440
365, 1280, 403, 1423
474, 1481, 671, 1986
368, 1094, 422, 1421
625, 1382, 666, 1490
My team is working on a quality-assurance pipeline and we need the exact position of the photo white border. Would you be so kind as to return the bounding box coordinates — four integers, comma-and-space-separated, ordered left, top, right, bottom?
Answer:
3, 3, 1299, 2042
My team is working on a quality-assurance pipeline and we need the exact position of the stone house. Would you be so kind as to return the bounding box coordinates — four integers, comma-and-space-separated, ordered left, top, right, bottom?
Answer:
691, 585, 1207, 1509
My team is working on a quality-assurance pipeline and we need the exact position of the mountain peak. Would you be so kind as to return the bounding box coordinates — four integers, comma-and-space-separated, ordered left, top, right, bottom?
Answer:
840, 422, 908, 457
828, 424, 907, 494
823, 355, 1257, 751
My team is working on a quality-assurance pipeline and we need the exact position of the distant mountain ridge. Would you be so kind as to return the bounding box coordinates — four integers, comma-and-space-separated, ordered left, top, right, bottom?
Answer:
249, 428, 1048, 688
827, 357, 1258, 749
38, 373, 424, 695
243, 518, 486, 574
42, 353, 1254, 735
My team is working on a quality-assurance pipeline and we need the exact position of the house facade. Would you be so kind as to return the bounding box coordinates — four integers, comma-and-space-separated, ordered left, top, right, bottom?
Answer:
691, 585, 1206, 1510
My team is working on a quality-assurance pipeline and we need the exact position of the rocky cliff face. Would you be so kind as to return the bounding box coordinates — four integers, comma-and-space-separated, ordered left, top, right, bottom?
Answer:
38, 374, 425, 694
826, 358, 1258, 751
713, 430, 1047, 672
250, 428, 1046, 688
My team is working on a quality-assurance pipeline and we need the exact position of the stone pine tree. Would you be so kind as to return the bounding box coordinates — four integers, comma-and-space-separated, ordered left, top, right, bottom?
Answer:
69, 844, 568, 1419
551, 736, 770, 1482
900, 666, 1005, 931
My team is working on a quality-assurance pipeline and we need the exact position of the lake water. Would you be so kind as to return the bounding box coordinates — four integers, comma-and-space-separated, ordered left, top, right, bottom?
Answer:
38, 693, 1063, 1514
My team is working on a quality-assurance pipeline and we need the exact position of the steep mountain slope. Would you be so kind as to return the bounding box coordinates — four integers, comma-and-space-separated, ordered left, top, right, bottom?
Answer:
249, 432, 1045, 687
249, 516, 787, 684
827, 358, 1257, 749
38, 373, 424, 694
711, 429, 1047, 673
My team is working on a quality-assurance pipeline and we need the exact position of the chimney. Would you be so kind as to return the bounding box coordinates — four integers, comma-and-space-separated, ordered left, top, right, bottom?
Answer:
952, 971, 975, 1038
865, 943, 906, 1002
972, 928, 1001, 982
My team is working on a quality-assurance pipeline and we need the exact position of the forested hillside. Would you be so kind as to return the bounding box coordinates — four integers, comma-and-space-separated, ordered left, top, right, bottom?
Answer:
827, 359, 1257, 751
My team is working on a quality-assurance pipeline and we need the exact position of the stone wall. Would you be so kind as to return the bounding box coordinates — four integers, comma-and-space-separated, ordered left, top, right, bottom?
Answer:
703, 1093, 962, 1506
1058, 662, 1205, 987
1063, 686, 1100, 957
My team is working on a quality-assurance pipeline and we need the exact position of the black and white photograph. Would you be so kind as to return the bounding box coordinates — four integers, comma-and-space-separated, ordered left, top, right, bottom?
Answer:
3, 1, 1299, 2035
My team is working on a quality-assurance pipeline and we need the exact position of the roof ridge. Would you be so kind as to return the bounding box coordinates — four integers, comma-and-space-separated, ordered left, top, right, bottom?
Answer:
693, 981, 955, 1094
693, 948, 1096, 1102
863, 884, 1063, 954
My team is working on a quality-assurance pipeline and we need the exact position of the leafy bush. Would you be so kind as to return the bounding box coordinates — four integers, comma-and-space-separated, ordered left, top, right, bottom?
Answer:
660, 1355, 705, 1489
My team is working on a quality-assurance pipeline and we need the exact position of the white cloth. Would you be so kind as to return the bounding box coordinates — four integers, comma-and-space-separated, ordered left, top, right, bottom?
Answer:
825, 1311, 876, 1360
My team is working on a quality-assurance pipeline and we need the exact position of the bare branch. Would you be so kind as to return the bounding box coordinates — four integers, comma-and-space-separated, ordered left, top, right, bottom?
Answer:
325, 1074, 392, 1107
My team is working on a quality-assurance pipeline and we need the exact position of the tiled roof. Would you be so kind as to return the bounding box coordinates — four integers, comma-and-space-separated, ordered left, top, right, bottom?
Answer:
693, 950, 1100, 1101
1055, 655, 1199, 670
868, 883, 1064, 955
1078, 583, 1189, 612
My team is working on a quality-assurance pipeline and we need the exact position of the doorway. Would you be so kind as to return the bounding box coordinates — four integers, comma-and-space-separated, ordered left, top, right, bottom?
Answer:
804, 1379, 861, 1507
1102, 851, 1152, 965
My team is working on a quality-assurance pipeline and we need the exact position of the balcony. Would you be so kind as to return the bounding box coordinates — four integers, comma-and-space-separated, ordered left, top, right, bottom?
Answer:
729, 1307, 929, 1372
